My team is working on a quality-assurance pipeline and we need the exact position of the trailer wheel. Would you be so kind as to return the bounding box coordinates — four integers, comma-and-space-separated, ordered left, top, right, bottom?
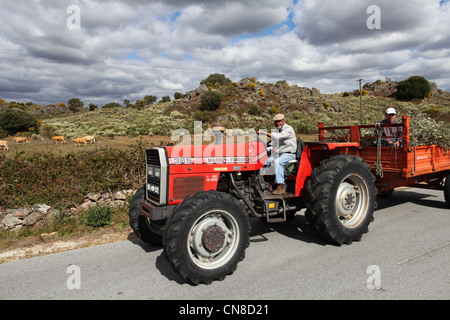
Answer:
444, 173, 450, 209
128, 186, 164, 245
305, 155, 376, 245
164, 190, 250, 285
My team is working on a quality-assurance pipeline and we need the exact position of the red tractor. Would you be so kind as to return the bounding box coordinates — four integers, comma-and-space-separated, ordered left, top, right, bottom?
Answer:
129, 116, 450, 284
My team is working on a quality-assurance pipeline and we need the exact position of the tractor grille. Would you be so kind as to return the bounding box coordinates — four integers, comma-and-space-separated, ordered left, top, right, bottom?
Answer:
146, 149, 161, 166
145, 148, 168, 205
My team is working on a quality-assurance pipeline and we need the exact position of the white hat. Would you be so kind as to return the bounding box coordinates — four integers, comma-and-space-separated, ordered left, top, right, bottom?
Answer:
272, 114, 285, 121
385, 107, 396, 115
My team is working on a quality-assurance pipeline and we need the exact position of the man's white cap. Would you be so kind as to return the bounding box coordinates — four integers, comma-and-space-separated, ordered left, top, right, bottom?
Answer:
385, 107, 396, 115
273, 114, 285, 121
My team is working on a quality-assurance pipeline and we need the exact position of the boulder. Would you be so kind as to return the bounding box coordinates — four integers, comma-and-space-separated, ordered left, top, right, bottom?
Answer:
113, 191, 127, 201
3, 214, 22, 230
32, 204, 51, 215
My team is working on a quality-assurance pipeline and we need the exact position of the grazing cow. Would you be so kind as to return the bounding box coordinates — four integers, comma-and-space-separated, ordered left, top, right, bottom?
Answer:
72, 137, 87, 147
13, 137, 29, 144
51, 136, 66, 144
0, 140, 8, 151
83, 135, 96, 144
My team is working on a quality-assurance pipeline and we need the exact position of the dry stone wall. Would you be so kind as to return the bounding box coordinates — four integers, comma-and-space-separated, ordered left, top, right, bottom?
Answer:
0, 189, 135, 232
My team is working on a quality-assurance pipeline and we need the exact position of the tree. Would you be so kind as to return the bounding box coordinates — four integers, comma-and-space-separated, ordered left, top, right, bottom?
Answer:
102, 102, 121, 109
396, 76, 431, 100
144, 95, 157, 105
161, 96, 171, 103
200, 90, 223, 111
68, 98, 84, 112
174, 92, 186, 100
0, 109, 38, 135
200, 73, 232, 87
133, 100, 145, 109
89, 103, 98, 111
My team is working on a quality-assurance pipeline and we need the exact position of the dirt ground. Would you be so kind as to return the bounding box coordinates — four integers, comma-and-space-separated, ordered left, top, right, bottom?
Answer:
0, 133, 318, 156
0, 135, 174, 156
0, 227, 137, 264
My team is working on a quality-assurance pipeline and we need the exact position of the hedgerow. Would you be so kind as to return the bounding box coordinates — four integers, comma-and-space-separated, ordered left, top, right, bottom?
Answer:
0, 144, 146, 209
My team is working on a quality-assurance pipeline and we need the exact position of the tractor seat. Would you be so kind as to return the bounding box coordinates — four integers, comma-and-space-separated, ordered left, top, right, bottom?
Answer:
284, 139, 305, 178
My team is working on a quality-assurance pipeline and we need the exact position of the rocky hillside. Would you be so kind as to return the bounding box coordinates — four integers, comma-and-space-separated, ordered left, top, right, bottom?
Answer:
2, 76, 449, 139
37, 77, 449, 139
363, 77, 450, 99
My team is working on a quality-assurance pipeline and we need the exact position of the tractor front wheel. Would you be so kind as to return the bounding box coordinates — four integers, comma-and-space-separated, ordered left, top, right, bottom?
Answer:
164, 190, 250, 285
128, 186, 164, 245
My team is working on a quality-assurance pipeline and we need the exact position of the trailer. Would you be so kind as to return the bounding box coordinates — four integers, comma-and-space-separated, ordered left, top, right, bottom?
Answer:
317, 116, 450, 199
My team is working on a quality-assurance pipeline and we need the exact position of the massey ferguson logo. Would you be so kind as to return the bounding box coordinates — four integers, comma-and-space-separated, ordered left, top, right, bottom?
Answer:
169, 157, 252, 165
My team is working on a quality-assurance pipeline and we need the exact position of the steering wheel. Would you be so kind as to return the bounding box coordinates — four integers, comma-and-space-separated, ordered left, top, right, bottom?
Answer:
255, 132, 271, 157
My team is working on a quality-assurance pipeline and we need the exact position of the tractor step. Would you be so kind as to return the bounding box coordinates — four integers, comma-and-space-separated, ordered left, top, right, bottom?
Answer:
262, 190, 296, 200
266, 217, 286, 223
265, 196, 287, 223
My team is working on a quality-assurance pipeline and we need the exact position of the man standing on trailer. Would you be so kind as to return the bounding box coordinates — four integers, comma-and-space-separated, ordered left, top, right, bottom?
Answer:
376, 107, 403, 147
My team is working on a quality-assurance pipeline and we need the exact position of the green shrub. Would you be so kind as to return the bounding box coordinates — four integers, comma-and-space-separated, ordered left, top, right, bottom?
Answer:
0, 109, 38, 135
80, 206, 113, 229
193, 110, 212, 123
200, 91, 223, 111
68, 98, 84, 112
39, 123, 56, 138
144, 95, 158, 105
200, 74, 232, 87
174, 92, 186, 100
249, 103, 262, 116
160, 96, 171, 103
0, 128, 8, 138
396, 76, 431, 101
0, 144, 145, 209
102, 102, 122, 109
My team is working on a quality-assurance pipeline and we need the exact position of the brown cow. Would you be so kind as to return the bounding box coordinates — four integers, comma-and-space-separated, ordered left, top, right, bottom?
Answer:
13, 137, 29, 144
72, 137, 87, 147
0, 140, 8, 151
83, 135, 96, 144
51, 136, 66, 144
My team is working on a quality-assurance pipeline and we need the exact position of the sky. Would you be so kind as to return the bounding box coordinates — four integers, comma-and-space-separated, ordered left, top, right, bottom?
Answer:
0, 0, 449, 106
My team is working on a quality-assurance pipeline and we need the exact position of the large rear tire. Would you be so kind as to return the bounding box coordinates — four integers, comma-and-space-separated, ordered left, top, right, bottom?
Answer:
164, 190, 250, 285
305, 155, 376, 245
444, 173, 450, 209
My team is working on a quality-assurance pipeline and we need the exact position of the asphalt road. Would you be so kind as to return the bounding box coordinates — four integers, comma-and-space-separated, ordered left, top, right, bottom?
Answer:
1, 188, 448, 301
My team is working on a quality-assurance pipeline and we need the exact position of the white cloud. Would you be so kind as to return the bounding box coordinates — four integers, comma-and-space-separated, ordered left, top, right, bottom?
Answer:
0, 0, 449, 106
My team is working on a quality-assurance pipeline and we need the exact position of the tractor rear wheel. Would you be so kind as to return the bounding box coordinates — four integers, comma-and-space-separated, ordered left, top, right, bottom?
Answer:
164, 190, 250, 285
444, 173, 450, 208
305, 155, 376, 245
